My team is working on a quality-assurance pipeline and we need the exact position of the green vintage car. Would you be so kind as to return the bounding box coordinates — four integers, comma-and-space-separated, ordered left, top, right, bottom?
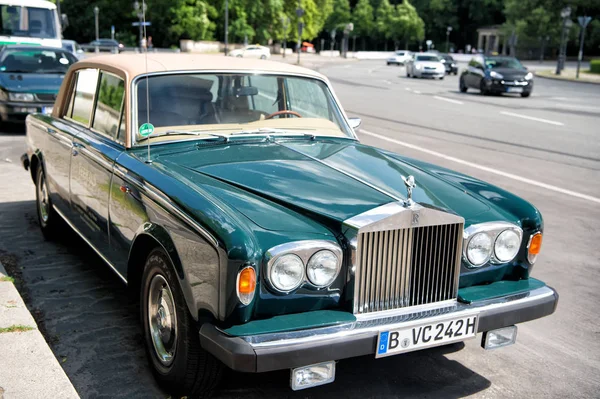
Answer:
22, 54, 557, 396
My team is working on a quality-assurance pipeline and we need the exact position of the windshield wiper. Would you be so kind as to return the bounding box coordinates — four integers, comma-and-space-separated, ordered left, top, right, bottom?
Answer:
231, 128, 316, 139
137, 129, 230, 143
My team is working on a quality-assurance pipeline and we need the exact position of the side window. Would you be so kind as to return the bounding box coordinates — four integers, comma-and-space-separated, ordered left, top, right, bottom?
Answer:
286, 77, 330, 120
248, 75, 278, 114
68, 68, 99, 125
92, 71, 125, 139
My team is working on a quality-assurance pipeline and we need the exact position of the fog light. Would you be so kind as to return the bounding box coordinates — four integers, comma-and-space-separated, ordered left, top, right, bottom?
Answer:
482, 326, 517, 350
290, 361, 335, 390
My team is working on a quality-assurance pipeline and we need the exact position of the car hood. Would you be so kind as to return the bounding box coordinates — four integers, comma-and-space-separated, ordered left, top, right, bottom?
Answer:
0, 72, 64, 93
489, 67, 527, 80
152, 139, 510, 232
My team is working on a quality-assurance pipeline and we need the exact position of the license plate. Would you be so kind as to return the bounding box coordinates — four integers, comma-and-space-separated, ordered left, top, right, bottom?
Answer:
42, 106, 53, 114
507, 87, 523, 93
376, 314, 478, 358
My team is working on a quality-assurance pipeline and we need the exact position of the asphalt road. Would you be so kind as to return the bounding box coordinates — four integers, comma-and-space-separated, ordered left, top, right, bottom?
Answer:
0, 60, 598, 398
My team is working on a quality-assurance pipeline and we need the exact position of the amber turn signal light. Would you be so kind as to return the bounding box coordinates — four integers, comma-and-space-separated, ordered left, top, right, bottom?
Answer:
527, 233, 542, 264
237, 266, 256, 305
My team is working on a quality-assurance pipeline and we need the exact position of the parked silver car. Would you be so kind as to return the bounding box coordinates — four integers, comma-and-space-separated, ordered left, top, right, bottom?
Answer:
406, 53, 446, 79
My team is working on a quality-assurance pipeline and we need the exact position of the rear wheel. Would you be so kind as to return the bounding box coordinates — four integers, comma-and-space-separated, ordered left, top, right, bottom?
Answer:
35, 163, 61, 240
480, 80, 489, 95
141, 248, 223, 398
260, 55, 266, 60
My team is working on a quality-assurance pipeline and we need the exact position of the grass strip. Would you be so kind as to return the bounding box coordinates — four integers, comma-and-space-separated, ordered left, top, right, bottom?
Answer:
0, 325, 35, 333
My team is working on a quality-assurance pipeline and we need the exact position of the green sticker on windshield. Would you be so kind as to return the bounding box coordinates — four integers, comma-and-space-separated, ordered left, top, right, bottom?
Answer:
139, 122, 154, 137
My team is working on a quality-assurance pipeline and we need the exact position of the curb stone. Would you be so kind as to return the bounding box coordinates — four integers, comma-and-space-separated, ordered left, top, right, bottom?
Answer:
0, 261, 79, 399
534, 70, 600, 85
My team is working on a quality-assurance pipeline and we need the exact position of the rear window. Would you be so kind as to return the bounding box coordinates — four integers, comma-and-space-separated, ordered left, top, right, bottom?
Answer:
0, 49, 77, 73
66, 68, 99, 125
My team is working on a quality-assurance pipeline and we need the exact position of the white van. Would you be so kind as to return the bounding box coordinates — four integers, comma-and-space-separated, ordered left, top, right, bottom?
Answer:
0, 0, 61, 48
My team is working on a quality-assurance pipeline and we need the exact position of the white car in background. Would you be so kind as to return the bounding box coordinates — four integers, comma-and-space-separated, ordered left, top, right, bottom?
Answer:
386, 50, 412, 66
228, 45, 271, 59
406, 53, 446, 79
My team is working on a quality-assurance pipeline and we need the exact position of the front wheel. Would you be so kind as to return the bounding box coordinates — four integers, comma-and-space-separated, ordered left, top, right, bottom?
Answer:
521, 92, 531, 98
141, 248, 223, 397
260, 55, 267, 60
480, 80, 489, 95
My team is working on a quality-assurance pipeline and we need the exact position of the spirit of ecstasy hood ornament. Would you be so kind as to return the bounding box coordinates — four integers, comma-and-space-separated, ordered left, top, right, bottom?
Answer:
402, 175, 416, 207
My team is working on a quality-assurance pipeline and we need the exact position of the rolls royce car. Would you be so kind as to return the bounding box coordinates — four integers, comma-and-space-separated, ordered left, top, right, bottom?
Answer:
0, 45, 77, 125
22, 54, 557, 397
406, 53, 446, 79
460, 55, 533, 97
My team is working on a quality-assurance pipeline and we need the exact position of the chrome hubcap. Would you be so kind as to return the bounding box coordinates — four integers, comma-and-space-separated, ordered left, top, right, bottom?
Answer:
37, 172, 49, 223
148, 274, 177, 366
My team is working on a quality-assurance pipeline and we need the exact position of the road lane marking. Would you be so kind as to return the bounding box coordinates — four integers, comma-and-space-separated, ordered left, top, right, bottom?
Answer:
413, 90, 422, 94
383, 80, 393, 85
405, 87, 411, 91
500, 111, 564, 126
434, 96, 464, 105
360, 129, 600, 204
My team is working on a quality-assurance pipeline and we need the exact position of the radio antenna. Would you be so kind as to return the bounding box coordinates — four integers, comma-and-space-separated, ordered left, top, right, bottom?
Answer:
142, 0, 152, 164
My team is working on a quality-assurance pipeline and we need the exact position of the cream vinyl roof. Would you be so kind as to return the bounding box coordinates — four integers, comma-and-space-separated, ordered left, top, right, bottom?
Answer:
73, 53, 326, 80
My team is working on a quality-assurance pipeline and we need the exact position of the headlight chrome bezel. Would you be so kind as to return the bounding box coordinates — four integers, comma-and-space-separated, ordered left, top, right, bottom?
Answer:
265, 240, 343, 294
463, 222, 523, 268
524, 72, 533, 80
489, 70, 504, 79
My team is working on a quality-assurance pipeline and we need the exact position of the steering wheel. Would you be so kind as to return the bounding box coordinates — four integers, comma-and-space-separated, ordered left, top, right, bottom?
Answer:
265, 110, 302, 120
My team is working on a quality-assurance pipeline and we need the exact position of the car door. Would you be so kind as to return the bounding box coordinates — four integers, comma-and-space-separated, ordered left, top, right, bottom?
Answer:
41, 72, 81, 217
69, 70, 126, 256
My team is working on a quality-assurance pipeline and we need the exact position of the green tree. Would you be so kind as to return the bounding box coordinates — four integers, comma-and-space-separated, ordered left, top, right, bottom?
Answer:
393, 0, 425, 49
353, 0, 374, 50
375, 0, 394, 49
325, 0, 351, 31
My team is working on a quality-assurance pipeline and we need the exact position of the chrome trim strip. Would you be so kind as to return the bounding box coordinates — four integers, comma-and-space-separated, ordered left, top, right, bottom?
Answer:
53, 205, 127, 284
234, 286, 555, 347
276, 142, 402, 202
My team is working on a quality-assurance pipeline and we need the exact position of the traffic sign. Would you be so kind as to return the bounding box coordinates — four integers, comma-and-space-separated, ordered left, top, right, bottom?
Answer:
132, 21, 152, 26
578, 16, 592, 28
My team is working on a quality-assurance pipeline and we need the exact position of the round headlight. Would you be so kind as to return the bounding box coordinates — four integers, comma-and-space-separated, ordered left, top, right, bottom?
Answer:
307, 250, 340, 287
467, 232, 493, 266
270, 254, 304, 292
494, 229, 521, 262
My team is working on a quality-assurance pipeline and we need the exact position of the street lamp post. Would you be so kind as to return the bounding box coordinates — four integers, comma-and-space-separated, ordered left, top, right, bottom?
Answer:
446, 26, 452, 53
282, 17, 289, 58
133, 1, 147, 51
555, 6, 571, 75
296, 1, 304, 65
93, 6, 99, 53
224, 0, 229, 56
576, 16, 592, 79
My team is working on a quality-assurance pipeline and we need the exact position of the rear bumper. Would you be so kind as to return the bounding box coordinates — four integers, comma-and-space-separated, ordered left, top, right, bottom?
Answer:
0, 102, 53, 122
414, 70, 445, 78
200, 285, 558, 373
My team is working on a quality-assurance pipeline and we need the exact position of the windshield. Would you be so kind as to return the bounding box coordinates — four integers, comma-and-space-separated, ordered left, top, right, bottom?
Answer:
0, 5, 57, 39
135, 73, 353, 143
486, 57, 524, 70
416, 55, 440, 62
0, 49, 77, 73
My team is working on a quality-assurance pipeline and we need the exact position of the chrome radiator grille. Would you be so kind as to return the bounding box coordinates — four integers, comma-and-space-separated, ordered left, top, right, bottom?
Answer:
354, 223, 463, 314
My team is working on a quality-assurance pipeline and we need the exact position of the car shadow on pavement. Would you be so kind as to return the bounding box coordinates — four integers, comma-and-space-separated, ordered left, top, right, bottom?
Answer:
219, 343, 490, 398
0, 199, 490, 398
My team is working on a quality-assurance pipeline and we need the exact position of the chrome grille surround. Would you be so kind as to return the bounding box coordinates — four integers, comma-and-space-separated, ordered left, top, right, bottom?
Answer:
344, 202, 464, 316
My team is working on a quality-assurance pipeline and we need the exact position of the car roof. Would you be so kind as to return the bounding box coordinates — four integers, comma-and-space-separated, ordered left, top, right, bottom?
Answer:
1, 45, 68, 52
74, 53, 325, 80
2, 0, 56, 9
416, 53, 440, 57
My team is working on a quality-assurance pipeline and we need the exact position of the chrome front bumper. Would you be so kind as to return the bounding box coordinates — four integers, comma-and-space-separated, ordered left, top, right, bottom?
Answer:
199, 285, 558, 373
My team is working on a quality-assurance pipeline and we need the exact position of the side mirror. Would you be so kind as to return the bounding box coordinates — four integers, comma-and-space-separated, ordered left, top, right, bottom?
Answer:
348, 117, 361, 130
233, 86, 258, 96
